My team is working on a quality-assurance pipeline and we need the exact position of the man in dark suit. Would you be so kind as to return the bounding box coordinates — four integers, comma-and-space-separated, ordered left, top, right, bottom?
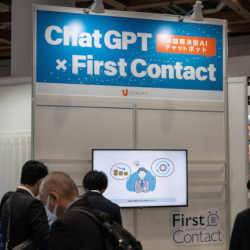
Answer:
81, 170, 122, 225
1, 160, 49, 250
229, 180, 250, 250
0, 191, 14, 250
39, 171, 104, 250
229, 208, 250, 250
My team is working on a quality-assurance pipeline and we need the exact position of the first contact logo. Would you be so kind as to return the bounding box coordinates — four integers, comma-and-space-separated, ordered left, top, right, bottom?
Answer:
171, 210, 224, 245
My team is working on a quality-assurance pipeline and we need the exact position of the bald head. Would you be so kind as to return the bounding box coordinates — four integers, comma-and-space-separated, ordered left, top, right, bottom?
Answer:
40, 172, 79, 217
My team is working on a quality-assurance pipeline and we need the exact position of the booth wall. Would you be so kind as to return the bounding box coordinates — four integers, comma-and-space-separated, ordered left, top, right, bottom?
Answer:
34, 95, 228, 250
0, 60, 10, 77
228, 77, 248, 231
228, 56, 250, 77
228, 35, 250, 57
0, 79, 31, 198
0, 83, 31, 132
227, 35, 250, 77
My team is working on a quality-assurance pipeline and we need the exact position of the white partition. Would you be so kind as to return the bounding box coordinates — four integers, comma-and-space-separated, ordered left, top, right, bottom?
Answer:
228, 77, 248, 231
136, 109, 225, 160
0, 77, 32, 198
34, 105, 135, 188
34, 95, 228, 250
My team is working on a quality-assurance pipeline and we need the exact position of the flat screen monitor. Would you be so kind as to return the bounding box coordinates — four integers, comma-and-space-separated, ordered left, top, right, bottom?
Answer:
92, 149, 188, 208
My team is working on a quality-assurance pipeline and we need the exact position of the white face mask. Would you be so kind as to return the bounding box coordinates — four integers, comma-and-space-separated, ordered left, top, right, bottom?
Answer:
45, 195, 58, 227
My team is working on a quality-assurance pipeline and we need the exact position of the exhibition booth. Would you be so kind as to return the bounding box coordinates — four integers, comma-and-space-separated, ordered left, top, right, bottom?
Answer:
0, 3, 249, 250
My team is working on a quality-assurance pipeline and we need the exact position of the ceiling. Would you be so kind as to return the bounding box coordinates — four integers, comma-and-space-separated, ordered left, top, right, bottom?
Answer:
0, 0, 250, 60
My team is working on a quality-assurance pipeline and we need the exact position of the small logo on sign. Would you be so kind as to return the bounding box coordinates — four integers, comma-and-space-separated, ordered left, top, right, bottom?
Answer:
171, 209, 224, 245
122, 89, 128, 96
207, 211, 219, 227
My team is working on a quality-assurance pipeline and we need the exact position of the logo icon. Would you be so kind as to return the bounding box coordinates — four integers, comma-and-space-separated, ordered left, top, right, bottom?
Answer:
151, 158, 175, 177
122, 89, 128, 96
207, 211, 219, 227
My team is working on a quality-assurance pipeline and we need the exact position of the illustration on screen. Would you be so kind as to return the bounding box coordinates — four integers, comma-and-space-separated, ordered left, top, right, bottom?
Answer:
126, 167, 156, 193
110, 158, 175, 194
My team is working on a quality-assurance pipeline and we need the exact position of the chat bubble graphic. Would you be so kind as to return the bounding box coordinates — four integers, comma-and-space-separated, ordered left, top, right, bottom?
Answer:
156, 34, 216, 58
151, 158, 175, 177
110, 163, 131, 180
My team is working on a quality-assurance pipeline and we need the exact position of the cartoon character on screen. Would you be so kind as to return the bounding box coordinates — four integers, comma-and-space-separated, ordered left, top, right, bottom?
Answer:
126, 167, 156, 193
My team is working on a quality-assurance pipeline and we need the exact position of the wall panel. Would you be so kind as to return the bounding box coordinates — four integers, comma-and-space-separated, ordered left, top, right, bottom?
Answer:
34, 98, 227, 250
136, 109, 225, 161
34, 106, 134, 160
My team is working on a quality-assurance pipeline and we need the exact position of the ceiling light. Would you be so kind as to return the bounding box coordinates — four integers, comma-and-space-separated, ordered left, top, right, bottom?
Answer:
90, 0, 105, 13
190, 0, 204, 21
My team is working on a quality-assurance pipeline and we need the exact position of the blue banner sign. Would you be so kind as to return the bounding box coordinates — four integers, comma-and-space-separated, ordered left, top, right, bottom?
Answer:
35, 9, 224, 91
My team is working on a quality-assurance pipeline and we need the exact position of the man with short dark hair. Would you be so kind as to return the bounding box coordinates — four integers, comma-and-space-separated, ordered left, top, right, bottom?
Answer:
82, 170, 122, 225
1, 160, 49, 250
229, 180, 250, 250
39, 171, 104, 250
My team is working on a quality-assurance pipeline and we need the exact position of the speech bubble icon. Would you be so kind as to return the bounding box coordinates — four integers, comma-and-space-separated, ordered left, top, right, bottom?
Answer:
151, 158, 175, 177
110, 163, 131, 180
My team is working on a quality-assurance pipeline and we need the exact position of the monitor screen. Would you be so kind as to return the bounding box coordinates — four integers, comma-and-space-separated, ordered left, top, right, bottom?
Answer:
92, 149, 188, 208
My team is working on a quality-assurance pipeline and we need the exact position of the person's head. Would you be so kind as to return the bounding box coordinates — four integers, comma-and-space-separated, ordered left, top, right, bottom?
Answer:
137, 167, 147, 180
21, 160, 48, 196
83, 170, 108, 193
39, 172, 79, 218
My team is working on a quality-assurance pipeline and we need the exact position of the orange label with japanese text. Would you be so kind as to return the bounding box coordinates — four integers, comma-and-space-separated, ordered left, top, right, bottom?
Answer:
156, 35, 216, 57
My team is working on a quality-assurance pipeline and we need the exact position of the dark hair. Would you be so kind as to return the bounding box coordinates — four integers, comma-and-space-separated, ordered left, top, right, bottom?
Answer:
21, 160, 48, 186
137, 167, 147, 174
83, 170, 108, 191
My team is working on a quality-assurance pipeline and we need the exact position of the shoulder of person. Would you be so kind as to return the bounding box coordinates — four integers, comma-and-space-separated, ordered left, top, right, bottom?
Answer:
102, 195, 120, 209
237, 208, 250, 218
9, 190, 33, 208
16, 189, 34, 200
24, 197, 45, 214
56, 207, 97, 230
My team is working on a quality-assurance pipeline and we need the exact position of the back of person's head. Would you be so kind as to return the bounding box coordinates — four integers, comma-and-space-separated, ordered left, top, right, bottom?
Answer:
40, 171, 79, 201
39, 172, 79, 218
21, 160, 48, 186
83, 170, 108, 192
